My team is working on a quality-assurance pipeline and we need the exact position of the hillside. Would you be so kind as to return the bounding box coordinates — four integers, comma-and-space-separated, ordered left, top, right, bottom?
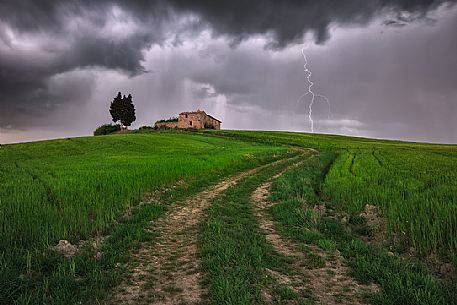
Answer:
1, 130, 456, 305
204, 130, 457, 254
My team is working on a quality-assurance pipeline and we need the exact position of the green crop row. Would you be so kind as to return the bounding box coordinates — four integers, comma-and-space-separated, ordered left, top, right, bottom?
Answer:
268, 153, 456, 305
206, 130, 457, 256
324, 148, 457, 255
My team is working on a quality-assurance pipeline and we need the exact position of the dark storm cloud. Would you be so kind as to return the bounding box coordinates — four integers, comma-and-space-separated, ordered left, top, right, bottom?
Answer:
168, 0, 455, 47
0, 1, 163, 129
0, 0, 455, 133
1, 1, 455, 44
382, 11, 438, 27
0, 31, 154, 129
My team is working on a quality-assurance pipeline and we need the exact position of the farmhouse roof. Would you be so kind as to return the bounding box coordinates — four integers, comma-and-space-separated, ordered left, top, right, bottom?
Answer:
179, 110, 206, 115
179, 110, 222, 123
207, 115, 222, 123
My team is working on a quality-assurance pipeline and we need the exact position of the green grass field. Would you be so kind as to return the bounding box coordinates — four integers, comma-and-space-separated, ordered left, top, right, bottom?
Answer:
268, 153, 456, 305
0, 133, 289, 304
1, 129, 456, 304
0, 133, 286, 250
206, 130, 457, 256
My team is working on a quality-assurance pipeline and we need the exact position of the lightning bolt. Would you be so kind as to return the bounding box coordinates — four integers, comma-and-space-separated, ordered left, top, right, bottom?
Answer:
298, 46, 331, 133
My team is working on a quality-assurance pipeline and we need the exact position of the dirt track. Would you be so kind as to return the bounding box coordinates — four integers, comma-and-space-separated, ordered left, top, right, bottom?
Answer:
111, 150, 375, 305
112, 157, 292, 305
251, 165, 379, 305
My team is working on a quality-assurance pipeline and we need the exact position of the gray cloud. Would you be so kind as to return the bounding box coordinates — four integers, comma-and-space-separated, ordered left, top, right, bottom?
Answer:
194, 87, 219, 99
0, 5, 162, 129
0, 0, 456, 142
1, 1, 454, 44
168, 0, 455, 47
0, 37, 152, 129
143, 6, 456, 143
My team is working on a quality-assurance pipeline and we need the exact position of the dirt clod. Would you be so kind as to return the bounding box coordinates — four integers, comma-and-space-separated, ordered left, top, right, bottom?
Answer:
359, 204, 386, 244
360, 204, 383, 230
50, 240, 78, 257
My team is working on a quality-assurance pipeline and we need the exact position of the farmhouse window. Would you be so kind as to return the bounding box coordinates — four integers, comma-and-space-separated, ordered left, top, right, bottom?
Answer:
190, 121, 192, 126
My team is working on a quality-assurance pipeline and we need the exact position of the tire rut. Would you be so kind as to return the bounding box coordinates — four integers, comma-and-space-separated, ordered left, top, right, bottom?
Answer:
251, 159, 379, 305
111, 156, 297, 305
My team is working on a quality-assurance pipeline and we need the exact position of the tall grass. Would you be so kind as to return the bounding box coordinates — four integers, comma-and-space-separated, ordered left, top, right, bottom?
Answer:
269, 154, 457, 305
0, 133, 287, 304
206, 130, 457, 256
323, 149, 457, 255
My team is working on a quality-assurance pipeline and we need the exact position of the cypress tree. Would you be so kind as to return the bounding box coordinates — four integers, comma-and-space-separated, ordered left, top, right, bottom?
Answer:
109, 92, 136, 129
122, 94, 136, 127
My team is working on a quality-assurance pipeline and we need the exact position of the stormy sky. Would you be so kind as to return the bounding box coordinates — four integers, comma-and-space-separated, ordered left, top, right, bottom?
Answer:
1, 0, 456, 144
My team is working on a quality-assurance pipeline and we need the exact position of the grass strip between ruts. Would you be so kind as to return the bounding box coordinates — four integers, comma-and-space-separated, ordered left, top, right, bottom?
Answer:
199, 152, 315, 305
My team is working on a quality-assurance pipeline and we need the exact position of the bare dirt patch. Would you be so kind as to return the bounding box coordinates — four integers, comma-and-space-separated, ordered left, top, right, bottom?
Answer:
423, 254, 456, 283
356, 204, 421, 257
359, 204, 455, 283
49, 236, 105, 259
359, 204, 386, 245
252, 167, 379, 305
50, 240, 79, 258
111, 158, 293, 305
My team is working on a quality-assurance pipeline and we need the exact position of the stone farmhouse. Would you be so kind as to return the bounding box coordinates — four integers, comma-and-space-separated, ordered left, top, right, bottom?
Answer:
154, 110, 221, 130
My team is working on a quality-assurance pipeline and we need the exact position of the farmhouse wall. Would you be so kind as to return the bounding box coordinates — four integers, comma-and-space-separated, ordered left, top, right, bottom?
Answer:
155, 110, 221, 130
154, 121, 178, 129
178, 110, 221, 130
